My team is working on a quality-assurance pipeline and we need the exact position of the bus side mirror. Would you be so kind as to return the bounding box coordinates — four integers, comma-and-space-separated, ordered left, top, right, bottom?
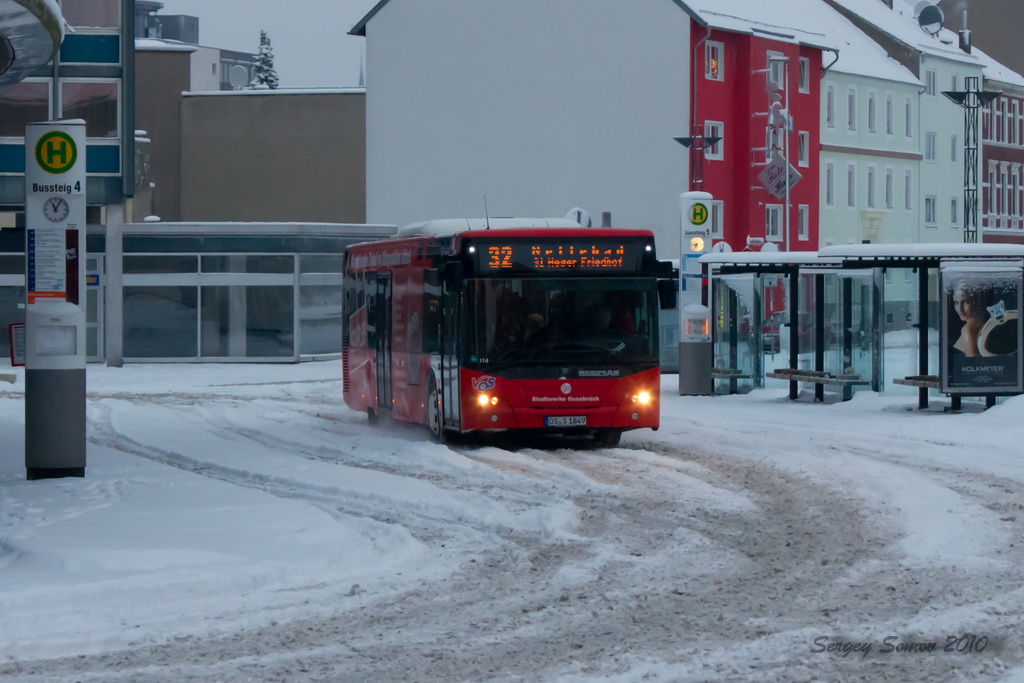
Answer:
658, 279, 677, 310
444, 261, 464, 291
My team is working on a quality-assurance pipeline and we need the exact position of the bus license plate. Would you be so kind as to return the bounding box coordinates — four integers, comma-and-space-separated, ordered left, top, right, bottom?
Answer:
545, 416, 587, 427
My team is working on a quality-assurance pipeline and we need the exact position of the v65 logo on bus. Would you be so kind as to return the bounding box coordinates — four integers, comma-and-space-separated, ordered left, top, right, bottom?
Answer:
471, 375, 497, 391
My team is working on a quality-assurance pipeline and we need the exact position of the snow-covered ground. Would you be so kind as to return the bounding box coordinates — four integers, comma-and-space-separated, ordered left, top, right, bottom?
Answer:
1, 362, 1023, 682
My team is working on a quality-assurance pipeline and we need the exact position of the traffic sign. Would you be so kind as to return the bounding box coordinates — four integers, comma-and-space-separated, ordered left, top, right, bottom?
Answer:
690, 202, 709, 226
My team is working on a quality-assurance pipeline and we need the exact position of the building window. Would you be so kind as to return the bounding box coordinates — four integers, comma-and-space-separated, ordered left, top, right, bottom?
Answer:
798, 204, 809, 240
951, 197, 959, 226
61, 0, 119, 29
905, 170, 913, 211
1010, 101, 1018, 145
886, 94, 894, 135
847, 163, 856, 208
825, 162, 835, 207
0, 80, 50, 138
768, 51, 786, 89
925, 195, 938, 225
951, 134, 958, 163
951, 75, 958, 92
867, 166, 876, 208
826, 85, 836, 129
709, 200, 724, 238
798, 57, 810, 93
1019, 101, 1024, 147
1019, 101, 1024, 148
925, 69, 937, 96
989, 162, 999, 219
1003, 165, 1010, 221
905, 97, 913, 138
61, 81, 119, 139
847, 88, 857, 131
705, 42, 724, 81
885, 168, 894, 209
925, 131, 937, 161
798, 131, 809, 167
1011, 168, 1020, 224
766, 204, 783, 240
996, 99, 1006, 143
704, 121, 724, 160
867, 91, 877, 133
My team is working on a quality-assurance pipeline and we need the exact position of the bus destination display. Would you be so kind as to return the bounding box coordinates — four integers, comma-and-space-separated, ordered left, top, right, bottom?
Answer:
470, 239, 647, 274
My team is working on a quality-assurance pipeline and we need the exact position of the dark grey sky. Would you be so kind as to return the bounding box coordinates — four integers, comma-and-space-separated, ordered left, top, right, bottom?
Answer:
156, 0, 377, 87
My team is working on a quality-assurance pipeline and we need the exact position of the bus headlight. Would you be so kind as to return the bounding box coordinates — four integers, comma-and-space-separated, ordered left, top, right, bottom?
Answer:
477, 394, 499, 407
632, 391, 653, 405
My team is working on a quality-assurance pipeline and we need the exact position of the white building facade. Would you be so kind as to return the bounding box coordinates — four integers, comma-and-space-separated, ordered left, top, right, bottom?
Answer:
351, 0, 692, 256
825, 0, 984, 245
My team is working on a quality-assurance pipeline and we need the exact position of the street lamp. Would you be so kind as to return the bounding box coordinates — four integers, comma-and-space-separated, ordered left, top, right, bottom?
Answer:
943, 76, 1001, 243
675, 131, 721, 191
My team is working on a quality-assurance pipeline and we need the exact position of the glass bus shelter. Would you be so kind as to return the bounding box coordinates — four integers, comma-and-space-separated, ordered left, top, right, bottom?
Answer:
701, 244, 1024, 407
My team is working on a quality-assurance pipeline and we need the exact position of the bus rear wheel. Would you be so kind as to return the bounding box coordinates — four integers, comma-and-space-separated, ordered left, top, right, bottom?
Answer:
427, 378, 447, 444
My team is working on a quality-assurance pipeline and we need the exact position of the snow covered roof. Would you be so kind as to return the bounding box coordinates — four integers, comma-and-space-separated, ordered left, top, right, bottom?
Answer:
970, 44, 1024, 90
826, 0, 981, 66
678, 0, 843, 51
135, 38, 198, 53
702, 244, 1024, 267
351, 0, 836, 51
348, 0, 917, 86
820, 243, 1024, 258
182, 88, 366, 97
122, 221, 397, 237
699, 251, 838, 266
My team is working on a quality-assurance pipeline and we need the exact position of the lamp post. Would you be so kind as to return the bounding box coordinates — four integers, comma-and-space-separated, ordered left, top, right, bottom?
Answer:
674, 129, 721, 192
943, 76, 1000, 243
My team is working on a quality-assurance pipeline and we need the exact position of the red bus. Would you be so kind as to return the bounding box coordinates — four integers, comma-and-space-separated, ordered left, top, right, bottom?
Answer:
342, 218, 673, 445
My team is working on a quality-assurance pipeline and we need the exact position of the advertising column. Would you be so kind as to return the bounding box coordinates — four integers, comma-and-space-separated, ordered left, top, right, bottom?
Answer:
940, 262, 1023, 396
24, 121, 87, 480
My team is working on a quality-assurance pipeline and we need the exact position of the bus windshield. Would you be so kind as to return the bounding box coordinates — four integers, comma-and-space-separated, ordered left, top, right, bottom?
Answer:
463, 277, 658, 373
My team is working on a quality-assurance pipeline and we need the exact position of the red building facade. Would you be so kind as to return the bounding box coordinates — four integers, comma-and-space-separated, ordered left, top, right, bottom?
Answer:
981, 84, 1024, 244
690, 25, 823, 252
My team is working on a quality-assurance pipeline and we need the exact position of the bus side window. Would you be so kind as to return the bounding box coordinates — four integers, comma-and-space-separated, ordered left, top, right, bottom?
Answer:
364, 275, 376, 349
423, 269, 441, 354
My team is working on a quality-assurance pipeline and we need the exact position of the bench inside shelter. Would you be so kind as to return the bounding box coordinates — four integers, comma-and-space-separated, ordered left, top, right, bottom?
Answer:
765, 368, 869, 402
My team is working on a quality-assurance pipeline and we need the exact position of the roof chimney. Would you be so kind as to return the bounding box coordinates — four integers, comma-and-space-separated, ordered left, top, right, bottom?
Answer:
959, 10, 971, 53
959, 28, 972, 53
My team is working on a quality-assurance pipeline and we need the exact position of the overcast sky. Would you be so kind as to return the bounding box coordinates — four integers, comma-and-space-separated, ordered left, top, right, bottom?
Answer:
156, 0, 378, 88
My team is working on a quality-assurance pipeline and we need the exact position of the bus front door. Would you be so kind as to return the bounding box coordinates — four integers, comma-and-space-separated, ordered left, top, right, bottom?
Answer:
440, 282, 461, 430
374, 275, 392, 413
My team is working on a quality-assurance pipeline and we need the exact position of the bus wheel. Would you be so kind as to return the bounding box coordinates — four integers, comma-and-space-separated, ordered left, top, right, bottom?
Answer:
595, 429, 622, 446
367, 408, 378, 425
427, 379, 447, 444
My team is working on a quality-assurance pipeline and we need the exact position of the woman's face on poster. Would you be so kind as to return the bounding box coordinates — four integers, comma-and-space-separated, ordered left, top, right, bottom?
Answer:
953, 286, 977, 321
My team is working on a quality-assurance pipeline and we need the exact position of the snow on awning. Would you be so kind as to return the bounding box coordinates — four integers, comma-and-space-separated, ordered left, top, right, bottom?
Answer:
0, 0, 64, 87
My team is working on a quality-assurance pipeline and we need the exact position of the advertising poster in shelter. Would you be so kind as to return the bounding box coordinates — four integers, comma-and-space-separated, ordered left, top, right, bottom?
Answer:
941, 265, 1023, 394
